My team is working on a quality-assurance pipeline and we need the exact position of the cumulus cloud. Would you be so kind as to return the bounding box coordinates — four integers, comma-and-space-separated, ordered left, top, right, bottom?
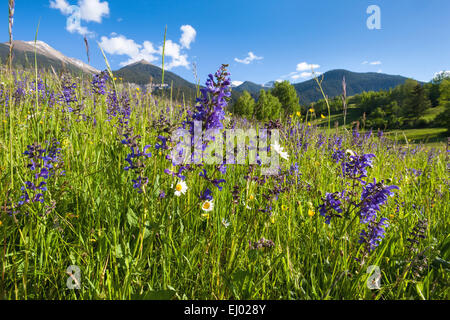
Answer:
234, 52, 263, 65
99, 34, 160, 66
78, 0, 109, 23
162, 40, 189, 69
50, 0, 110, 36
180, 25, 196, 49
279, 62, 321, 81
99, 25, 197, 70
296, 62, 320, 72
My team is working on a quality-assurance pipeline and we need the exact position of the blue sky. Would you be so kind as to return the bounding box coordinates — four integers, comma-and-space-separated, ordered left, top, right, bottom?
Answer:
2, 0, 450, 84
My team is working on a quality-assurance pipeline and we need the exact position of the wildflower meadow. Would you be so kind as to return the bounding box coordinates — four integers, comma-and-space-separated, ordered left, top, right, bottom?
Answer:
0, 60, 448, 300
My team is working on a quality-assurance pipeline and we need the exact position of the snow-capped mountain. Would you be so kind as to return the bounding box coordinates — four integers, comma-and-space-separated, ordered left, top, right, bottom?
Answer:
1, 40, 99, 74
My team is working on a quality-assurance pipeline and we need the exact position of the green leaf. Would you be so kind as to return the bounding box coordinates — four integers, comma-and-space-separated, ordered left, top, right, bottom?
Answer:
127, 208, 138, 227
415, 282, 425, 300
114, 244, 123, 259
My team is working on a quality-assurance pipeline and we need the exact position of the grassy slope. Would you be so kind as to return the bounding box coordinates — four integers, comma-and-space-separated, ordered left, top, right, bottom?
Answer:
310, 106, 448, 145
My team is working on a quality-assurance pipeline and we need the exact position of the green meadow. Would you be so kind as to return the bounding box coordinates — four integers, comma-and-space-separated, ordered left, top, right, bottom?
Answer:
1, 65, 449, 300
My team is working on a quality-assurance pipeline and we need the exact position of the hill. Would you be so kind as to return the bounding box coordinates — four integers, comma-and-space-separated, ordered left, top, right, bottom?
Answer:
112, 59, 198, 102
293, 69, 410, 104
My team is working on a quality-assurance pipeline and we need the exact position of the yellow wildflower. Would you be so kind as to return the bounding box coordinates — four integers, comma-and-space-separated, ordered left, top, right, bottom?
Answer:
308, 209, 315, 217
201, 213, 210, 220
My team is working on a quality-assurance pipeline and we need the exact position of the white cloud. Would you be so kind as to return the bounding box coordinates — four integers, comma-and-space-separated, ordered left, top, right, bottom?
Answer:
363, 60, 382, 65
160, 39, 189, 70
78, 0, 109, 23
100, 30, 194, 70
66, 12, 90, 35
50, 0, 72, 14
99, 35, 160, 66
278, 62, 321, 83
180, 25, 196, 49
296, 62, 320, 72
99, 35, 142, 57
50, 0, 109, 36
234, 52, 263, 65
377, 69, 383, 73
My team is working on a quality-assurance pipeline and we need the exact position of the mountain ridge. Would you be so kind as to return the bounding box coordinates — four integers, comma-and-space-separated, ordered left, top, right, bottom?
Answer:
233, 69, 413, 104
0, 40, 419, 105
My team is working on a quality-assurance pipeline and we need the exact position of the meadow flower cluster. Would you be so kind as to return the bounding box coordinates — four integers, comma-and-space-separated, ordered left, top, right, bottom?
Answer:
319, 145, 399, 254
12, 138, 64, 214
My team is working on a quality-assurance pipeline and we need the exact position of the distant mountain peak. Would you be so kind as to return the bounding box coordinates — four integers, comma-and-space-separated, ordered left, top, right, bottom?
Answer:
4, 40, 100, 74
126, 59, 152, 67
231, 80, 244, 87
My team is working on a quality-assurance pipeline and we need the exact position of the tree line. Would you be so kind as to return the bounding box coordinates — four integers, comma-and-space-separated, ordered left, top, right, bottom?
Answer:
230, 81, 301, 120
